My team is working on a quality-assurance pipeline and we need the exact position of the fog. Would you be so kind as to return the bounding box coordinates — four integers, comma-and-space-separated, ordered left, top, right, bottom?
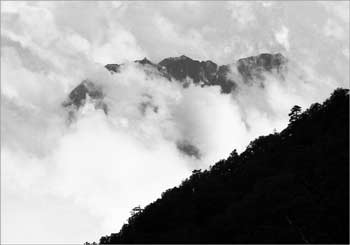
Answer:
1, 1, 349, 243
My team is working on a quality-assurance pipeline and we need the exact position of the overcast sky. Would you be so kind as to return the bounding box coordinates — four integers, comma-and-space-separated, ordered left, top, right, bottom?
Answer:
1, 1, 349, 244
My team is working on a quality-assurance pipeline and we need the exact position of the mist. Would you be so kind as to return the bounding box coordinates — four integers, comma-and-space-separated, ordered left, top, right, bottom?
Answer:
1, 1, 349, 243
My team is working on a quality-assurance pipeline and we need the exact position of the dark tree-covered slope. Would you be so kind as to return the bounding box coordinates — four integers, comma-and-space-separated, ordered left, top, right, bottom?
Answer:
100, 88, 349, 244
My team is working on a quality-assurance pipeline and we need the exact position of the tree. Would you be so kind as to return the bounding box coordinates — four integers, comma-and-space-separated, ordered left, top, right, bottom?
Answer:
100, 89, 349, 244
229, 149, 238, 158
130, 205, 143, 216
288, 105, 302, 123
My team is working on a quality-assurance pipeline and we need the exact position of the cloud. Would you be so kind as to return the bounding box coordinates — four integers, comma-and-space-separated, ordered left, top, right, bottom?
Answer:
320, 1, 350, 24
227, 2, 256, 26
91, 27, 146, 64
1, 1, 349, 244
275, 26, 290, 51
324, 18, 347, 40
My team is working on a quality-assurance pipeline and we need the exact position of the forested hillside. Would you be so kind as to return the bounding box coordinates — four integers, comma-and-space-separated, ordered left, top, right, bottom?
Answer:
100, 88, 349, 244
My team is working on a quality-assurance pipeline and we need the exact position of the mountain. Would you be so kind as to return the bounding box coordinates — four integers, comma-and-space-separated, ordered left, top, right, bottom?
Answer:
62, 80, 108, 121
237, 53, 287, 83
64, 53, 287, 114
99, 88, 349, 244
63, 80, 104, 109
107, 53, 287, 93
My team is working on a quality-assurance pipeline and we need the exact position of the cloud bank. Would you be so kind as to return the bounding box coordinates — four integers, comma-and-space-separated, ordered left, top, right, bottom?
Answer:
1, 1, 349, 243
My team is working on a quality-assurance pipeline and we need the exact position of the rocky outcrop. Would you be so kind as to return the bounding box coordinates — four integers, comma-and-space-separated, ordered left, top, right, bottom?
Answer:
105, 53, 287, 93
64, 53, 288, 120
62, 80, 108, 116
237, 53, 288, 83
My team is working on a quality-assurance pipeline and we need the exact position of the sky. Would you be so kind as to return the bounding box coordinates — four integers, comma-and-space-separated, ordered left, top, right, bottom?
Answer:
1, 1, 349, 244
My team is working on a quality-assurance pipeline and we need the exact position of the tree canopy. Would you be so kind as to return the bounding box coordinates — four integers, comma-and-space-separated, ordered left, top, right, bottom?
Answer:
100, 88, 349, 244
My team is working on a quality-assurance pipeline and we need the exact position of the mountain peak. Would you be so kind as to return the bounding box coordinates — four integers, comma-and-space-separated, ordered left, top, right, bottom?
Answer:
135, 57, 153, 65
62, 79, 108, 118
158, 54, 192, 65
179, 54, 191, 60
237, 53, 288, 82
102, 53, 287, 94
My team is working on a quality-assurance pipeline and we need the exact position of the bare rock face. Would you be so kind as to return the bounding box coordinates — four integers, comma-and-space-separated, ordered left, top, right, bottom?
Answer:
104, 53, 287, 93
176, 140, 201, 159
157, 55, 236, 93
158, 55, 211, 84
63, 53, 288, 156
237, 53, 288, 83
135, 57, 154, 66
65, 53, 288, 116
64, 53, 288, 121
104, 64, 121, 73
63, 80, 103, 107
62, 80, 108, 118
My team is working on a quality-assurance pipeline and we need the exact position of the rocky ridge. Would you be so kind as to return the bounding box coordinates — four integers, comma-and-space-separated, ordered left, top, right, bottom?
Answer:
63, 53, 288, 114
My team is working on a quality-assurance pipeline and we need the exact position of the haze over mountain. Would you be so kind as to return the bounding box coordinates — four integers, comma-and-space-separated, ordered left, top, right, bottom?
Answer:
63, 52, 287, 115
1, 2, 348, 244
62, 52, 290, 159
60, 54, 348, 244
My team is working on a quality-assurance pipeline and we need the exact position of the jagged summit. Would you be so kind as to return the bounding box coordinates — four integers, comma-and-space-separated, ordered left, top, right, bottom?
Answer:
105, 53, 287, 93
105, 63, 121, 73
179, 54, 190, 59
135, 57, 154, 66
237, 53, 287, 82
159, 54, 192, 63
67, 53, 288, 120
63, 80, 103, 108
62, 80, 108, 117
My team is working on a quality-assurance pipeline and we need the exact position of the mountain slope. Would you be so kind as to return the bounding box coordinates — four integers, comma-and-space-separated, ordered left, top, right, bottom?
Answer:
99, 88, 349, 244
105, 53, 287, 93
65, 53, 287, 114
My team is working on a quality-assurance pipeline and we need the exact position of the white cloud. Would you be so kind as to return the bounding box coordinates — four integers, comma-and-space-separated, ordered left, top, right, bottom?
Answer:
1, 1, 349, 244
91, 27, 146, 65
0, 1, 27, 13
275, 25, 290, 51
342, 47, 349, 60
261, 2, 273, 8
320, 1, 350, 24
324, 18, 346, 40
227, 2, 256, 26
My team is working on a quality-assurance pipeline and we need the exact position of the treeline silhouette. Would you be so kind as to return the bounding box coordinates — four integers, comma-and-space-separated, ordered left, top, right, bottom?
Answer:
99, 88, 349, 244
